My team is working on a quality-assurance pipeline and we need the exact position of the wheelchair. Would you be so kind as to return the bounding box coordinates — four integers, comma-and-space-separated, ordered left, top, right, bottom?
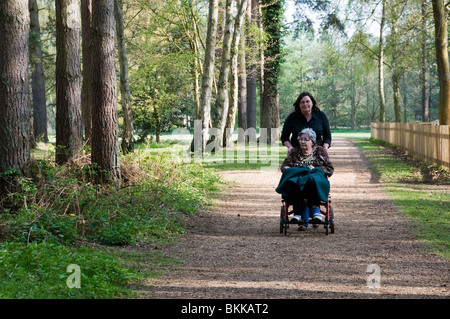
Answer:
279, 195, 334, 235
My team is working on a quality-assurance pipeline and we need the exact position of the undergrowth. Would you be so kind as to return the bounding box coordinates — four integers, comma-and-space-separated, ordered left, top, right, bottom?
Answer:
0, 144, 223, 298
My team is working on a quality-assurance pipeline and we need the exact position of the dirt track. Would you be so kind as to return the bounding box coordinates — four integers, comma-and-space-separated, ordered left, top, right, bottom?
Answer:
140, 138, 449, 299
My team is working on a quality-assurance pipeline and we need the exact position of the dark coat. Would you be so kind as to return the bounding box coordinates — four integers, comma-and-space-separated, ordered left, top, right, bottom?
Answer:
281, 111, 332, 148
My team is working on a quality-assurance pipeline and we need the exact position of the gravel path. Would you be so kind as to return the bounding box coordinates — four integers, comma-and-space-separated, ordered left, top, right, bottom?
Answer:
140, 138, 449, 299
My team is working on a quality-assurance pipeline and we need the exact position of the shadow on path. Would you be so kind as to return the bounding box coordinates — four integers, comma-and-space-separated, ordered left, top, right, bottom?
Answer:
139, 138, 449, 299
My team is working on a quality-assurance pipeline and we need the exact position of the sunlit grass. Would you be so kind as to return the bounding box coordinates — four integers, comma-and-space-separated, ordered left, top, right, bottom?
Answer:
354, 138, 450, 259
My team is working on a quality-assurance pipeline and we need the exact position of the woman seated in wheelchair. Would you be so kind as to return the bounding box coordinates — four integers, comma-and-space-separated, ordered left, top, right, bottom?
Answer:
276, 128, 334, 231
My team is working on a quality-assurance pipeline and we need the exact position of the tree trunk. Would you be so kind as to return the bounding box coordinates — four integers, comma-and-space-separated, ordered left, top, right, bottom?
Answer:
378, 0, 386, 123
91, 0, 121, 183
0, 0, 30, 204
392, 70, 402, 122
212, 0, 233, 147
28, 92, 37, 149
258, 3, 264, 124
197, 0, 219, 151
114, 0, 134, 154
246, 0, 257, 136
55, 0, 83, 164
401, 79, 409, 122
0, 0, 30, 172
350, 67, 357, 130
189, 0, 201, 121
237, 27, 248, 143
421, 0, 430, 122
390, 13, 402, 123
431, 0, 450, 125
224, 0, 248, 147
260, 0, 283, 143
29, 0, 48, 142
81, 0, 93, 145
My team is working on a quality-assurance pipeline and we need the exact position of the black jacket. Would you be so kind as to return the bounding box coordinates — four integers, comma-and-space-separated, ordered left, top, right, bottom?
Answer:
281, 111, 331, 148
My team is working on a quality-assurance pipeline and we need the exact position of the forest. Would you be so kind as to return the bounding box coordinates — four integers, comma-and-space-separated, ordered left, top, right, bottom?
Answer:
0, 0, 449, 299
1, 0, 449, 176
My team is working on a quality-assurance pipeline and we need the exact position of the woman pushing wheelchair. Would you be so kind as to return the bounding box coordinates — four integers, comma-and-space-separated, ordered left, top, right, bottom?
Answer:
276, 128, 334, 231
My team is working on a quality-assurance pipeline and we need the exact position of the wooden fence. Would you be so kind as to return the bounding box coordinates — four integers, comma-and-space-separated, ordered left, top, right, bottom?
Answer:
371, 122, 450, 171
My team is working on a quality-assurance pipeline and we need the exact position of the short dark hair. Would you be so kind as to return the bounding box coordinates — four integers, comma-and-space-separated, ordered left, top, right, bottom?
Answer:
293, 92, 320, 114
298, 128, 317, 145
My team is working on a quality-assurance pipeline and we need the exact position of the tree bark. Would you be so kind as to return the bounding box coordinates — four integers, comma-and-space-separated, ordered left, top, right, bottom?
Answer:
421, 0, 430, 122
212, 0, 233, 147
431, 0, 450, 125
258, 3, 264, 124
114, 0, 134, 154
55, 0, 83, 164
81, 0, 93, 145
260, 0, 283, 143
0, 0, 30, 173
237, 25, 248, 142
392, 70, 402, 122
188, 0, 201, 122
378, 0, 386, 123
224, 0, 248, 147
91, 0, 121, 183
197, 0, 219, 151
246, 0, 257, 135
350, 67, 357, 130
390, 11, 402, 123
29, 0, 48, 142
0, 0, 30, 205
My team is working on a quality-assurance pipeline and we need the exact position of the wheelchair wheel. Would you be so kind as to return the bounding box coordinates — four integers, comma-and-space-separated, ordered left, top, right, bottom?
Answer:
324, 205, 335, 235
329, 206, 335, 234
279, 206, 285, 234
280, 206, 288, 235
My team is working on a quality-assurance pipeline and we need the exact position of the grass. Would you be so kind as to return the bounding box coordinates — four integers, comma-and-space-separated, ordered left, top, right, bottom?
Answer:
351, 137, 450, 259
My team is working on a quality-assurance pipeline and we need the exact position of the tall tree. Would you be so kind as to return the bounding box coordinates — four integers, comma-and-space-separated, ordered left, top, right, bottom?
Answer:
237, 18, 248, 142
0, 0, 30, 173
81, 0, 93, 145
29, 0, 48, 142
260, 0, 284, 143
246, 0, 258, 136
378, 0, 386, 122
197, 0, 219, 151
55, 0, 83, 164
91, 0, 121, 183
388, 1, 402, 123
421, 0, 430, 122
224, 0, 248, 147
0, 0, 30, 204
114, 0, 134, 154
184, 0, 202, 121
212, 0, 233, 147
431, 0, 450, 125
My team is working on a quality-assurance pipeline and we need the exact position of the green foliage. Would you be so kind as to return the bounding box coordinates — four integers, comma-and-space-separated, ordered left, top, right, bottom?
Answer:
0, 143, 223, 298
261, 0, 286, 82
123, 0, 201, 141
1, 152, 222, 246
0, 242, 141, 298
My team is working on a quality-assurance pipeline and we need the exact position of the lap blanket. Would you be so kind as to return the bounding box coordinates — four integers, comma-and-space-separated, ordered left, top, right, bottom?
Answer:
275, 167, 330, 204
